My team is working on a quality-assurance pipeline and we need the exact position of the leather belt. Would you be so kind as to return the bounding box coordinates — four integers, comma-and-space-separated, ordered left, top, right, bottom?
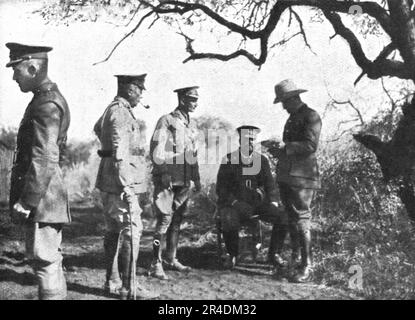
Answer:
97, 150, 112, 158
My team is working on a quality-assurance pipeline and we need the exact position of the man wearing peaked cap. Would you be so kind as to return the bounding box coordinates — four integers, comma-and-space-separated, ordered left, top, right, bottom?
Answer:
272, 79, 322, 283
6, 42, 70, 299
173, 86, 199, 98
115, 74, 147, 90
5, 42, 52, 68
216, 125, 288, 269
93, 74, 159, 300
148, 85, 201, 280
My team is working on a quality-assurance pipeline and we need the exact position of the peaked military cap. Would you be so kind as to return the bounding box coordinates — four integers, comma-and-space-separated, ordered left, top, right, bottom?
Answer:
174, 86, 199, 98
115, 74, 147, 90
236, 125, 261, 134
5, 42, 52, 68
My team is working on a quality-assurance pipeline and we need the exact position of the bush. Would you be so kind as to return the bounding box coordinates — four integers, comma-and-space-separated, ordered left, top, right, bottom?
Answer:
310, 107, 415, 299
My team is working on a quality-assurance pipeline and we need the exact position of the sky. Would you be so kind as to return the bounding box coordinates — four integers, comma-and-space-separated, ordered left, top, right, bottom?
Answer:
0, 0, 411, 144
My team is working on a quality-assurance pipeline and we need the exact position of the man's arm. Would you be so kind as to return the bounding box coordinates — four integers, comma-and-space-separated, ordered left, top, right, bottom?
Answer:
108, 106, 132, 188
93, 114, 102, 138
216, 157, 236, 205
20, 102, 61, 208
285, 110, 322, 156
150, 116, 176, 176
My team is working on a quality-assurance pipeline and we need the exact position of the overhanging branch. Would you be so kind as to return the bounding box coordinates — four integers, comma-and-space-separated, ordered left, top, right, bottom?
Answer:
289, 8, 316, 55
324, 11, 412, 83
91, 0, 412, 82
93, 10, 155, 65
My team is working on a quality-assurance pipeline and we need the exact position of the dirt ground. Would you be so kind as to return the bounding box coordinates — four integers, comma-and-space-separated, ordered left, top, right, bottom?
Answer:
0, 204, 352, 300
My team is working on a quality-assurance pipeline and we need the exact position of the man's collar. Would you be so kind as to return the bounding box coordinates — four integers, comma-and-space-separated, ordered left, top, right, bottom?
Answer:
115, 96, 132, 109
291, 102, 306, 115
239, 148, 259, 162
33, 82, 56, 96
172, 107, 189, 123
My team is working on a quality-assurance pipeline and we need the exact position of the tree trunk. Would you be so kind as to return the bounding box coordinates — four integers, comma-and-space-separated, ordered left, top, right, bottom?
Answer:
354, 95, 415, 223
388, 0, 415, 79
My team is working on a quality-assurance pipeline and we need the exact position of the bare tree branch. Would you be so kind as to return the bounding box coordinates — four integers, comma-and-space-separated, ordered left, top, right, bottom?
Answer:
126, 2, 143, 27
93, 10, 155, 66
332, 99, 365, 126
325, 81, 365, 126
270, 32, 301, 49
323, 11, 413, 82
289, 8, 316, 55
87, 0, 413, 82
381, 77, 398, 113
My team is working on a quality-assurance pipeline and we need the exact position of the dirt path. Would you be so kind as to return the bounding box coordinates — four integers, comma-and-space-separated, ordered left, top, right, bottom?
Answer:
0, 206, 351, 300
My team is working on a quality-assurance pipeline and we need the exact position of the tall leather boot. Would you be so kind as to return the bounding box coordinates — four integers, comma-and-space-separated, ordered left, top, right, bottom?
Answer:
293, 221, 313, 283
164, 225, 191, 272
222, 230, 239, 269
119, 233, 133, 300
103, 232, 121, 294
120, 230, 159, 300
268, 224, 288, 267
288, 223, 301, 267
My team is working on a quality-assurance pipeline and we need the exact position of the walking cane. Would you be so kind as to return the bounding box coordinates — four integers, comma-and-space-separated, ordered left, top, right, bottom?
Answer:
129, 211, 137, 300
124, 190, 137, 301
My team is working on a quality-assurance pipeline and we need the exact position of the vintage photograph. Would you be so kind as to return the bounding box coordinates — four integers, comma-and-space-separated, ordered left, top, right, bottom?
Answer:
0, 0, 414, 301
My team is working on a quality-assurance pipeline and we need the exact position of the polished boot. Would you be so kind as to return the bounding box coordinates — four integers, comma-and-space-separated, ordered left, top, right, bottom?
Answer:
103, 232, 121, 294
293, 225, 313, 283
288, 224, 301, 268
268, 224, 288, 267
164, 226, 191, 271
222, 230, 239, 269
119, 235, 133, 300
119, 230, 141, 299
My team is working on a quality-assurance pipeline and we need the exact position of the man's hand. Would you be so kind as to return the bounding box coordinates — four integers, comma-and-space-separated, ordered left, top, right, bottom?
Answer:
274, 141, 286, 158
161, 173, 172, 190
122, 187, 140, 215
271, 201, 279, 209
11, 201, 31, 224
121, 186, 134, 201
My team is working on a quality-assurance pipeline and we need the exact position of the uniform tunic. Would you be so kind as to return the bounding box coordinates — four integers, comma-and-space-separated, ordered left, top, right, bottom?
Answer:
10, 82, 71, 223
216, 149, 278, 207
150, 107, 200, 186
276, 104, 322, 189
94, 96, 147, 195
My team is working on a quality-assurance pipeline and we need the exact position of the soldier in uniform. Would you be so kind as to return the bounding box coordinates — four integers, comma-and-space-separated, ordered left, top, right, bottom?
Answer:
272, 79, 322, 283
148, 86, 201, 280
94, 74, 159, 300
216, 125, 287, 269
6, 43, 70, 299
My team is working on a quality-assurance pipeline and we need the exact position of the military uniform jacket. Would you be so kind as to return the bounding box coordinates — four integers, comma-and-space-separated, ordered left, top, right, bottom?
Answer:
276, 104, 322, 189
10, 82, 71, 223
150, 107, 200, 186
94, 96, 147, 194
216, 149, 278, 207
